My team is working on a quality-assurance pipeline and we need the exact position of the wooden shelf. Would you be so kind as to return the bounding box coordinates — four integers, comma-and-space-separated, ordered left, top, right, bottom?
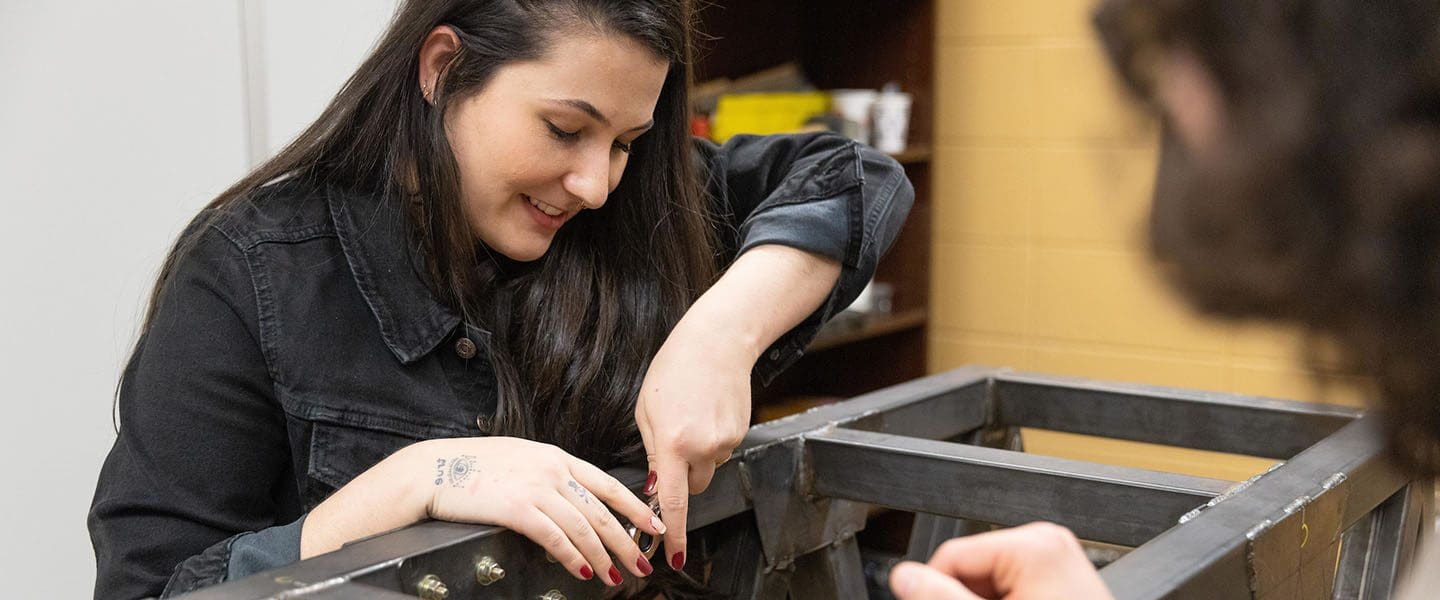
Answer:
809, 308, 928, 353
889, 144, 932, 165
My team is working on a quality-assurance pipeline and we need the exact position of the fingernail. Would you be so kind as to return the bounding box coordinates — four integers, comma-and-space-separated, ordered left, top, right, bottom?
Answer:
670, 551, 685, 570
579, 565, 594, 580
636, 556, 654, 576
650, 515, 667, 534
609, 565, 623, 585
644, 471, 657, 495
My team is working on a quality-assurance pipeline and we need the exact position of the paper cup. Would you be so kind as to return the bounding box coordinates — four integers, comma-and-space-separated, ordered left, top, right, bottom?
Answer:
873, 92, 913, 154
830, 89, 879, 144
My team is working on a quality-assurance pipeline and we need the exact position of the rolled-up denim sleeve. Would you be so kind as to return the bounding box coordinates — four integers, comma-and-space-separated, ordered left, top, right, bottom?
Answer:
158, 516, 305, 597
694, 132, 914, 384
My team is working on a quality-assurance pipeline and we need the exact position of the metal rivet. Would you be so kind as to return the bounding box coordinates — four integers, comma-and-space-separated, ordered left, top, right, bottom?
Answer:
417, 574, 449, 600
768, 349, 781, 360
475, 556, 506, 586
455, 337, 478, 359
539, 591, 567, 600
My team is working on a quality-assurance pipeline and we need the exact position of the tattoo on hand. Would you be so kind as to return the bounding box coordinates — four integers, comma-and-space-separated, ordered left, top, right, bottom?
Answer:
568, 480, 592, 504
434, 455, 478, 487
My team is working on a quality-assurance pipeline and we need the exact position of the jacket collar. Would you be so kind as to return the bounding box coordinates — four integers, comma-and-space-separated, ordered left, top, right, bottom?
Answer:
327, 187, 461, 364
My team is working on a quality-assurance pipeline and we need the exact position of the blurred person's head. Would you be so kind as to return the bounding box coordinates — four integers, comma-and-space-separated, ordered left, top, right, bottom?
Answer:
1095, 0, 1440, 474
145, 0, 716, 472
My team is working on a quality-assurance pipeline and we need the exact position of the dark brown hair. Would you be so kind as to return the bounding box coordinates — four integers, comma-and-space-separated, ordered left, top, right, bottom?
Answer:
132, 0, 717, 469
1095, 0, 1440, 475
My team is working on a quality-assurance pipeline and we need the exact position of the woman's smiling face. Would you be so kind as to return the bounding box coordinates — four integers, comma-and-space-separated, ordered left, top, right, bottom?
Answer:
429, 30, 669, 262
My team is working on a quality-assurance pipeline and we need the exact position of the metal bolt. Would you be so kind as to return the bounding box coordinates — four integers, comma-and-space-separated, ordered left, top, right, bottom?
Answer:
475, 556, 506, 586
416, 574, 449, 600
539, 591, 567, 600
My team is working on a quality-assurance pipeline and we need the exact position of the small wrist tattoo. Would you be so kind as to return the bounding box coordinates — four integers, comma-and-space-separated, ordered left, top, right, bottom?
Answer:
434, 455, 478, 487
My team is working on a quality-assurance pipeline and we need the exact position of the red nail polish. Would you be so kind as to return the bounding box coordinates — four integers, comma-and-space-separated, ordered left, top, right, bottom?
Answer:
579, 565, 593, 580
609, 565, 623, 585
644, 471, 657, 495
636, 556, 654, 576
670, 551, 685, 570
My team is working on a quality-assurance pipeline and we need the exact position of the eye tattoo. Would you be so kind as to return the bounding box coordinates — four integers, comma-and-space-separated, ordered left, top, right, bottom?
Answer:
449, 455, 477, 487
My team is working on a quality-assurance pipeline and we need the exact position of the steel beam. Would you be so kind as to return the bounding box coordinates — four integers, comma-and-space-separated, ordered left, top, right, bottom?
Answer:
808, 428, 1232, 547
993, 372, 1361, 459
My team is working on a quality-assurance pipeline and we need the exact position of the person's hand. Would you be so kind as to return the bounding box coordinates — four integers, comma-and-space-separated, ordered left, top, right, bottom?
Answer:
889, 522, 1113, 600
424, 437, 667, 587
634, 314, 754, 572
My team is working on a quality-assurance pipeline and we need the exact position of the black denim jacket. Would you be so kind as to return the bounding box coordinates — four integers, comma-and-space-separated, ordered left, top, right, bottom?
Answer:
87, 133, 914, 599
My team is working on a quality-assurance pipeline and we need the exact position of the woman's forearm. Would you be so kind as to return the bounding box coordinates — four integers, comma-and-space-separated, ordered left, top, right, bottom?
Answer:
299, 441, 433, 559
679, 244, 842, 362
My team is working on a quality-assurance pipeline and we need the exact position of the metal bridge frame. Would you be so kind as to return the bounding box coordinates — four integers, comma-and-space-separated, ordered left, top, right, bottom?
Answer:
184, 367, 1431, 600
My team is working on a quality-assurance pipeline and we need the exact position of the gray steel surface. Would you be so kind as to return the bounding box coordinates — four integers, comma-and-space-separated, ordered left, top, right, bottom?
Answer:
178, 367, 1424, 600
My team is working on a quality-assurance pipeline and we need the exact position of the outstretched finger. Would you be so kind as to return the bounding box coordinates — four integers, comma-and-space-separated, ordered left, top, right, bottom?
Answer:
654, 452, 689, 572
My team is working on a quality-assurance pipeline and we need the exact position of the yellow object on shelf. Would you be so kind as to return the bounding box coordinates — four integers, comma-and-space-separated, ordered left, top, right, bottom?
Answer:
710, 92, 830, 143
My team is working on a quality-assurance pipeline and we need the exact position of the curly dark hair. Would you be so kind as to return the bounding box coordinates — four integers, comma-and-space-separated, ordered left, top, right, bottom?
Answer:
1094, 0, 1440, 475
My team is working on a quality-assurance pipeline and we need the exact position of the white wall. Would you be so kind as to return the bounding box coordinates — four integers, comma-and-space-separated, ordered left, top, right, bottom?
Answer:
258, 1, 402, 157
0, 1, 395, 595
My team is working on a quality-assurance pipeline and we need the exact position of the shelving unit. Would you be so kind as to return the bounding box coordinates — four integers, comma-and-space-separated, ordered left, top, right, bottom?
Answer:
809, 308, 928, 353
694, 0, 935, 411
697, 1, 935, 568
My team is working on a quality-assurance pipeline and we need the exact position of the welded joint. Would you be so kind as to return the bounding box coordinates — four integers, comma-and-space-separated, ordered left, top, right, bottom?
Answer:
1245, 518, 1277, 542
980, 376, 1002, 429
1178, 466, 1273, 525
1320, 472, 1347, 491
1239, 492, 1317, 543
738, 456, 754, 502
795, 427, 839, 499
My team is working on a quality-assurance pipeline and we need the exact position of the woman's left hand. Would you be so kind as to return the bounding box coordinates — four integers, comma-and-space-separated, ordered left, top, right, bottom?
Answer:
634, 311, 755, 573
634, 243, 843, 573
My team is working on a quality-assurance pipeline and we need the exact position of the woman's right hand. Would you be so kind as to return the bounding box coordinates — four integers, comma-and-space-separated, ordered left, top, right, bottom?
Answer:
422, 437, 666, 586
302, 436, 665, 588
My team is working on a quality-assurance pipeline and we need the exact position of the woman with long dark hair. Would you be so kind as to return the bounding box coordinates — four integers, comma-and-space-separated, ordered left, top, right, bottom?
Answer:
888, 1, 1440, 598
87, 1, 913, 597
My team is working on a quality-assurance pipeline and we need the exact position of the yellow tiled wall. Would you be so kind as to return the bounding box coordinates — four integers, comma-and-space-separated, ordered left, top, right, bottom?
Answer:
928, 0, 1363, 481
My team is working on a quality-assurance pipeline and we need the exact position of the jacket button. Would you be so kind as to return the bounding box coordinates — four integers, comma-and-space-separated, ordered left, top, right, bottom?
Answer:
455, 337, 478, 359
476, 415, 492, 432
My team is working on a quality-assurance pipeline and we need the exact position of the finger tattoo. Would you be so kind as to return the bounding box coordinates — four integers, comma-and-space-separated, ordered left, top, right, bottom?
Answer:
567, 480, 592, 504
